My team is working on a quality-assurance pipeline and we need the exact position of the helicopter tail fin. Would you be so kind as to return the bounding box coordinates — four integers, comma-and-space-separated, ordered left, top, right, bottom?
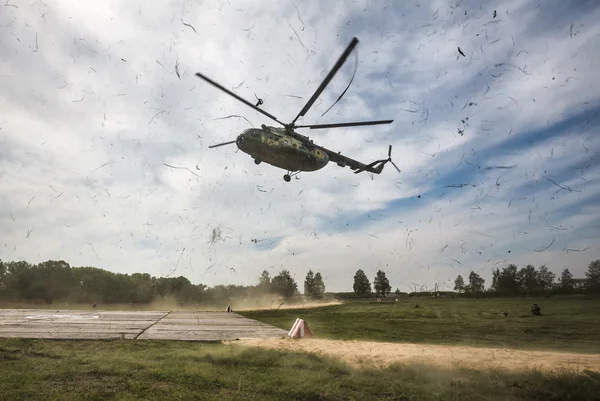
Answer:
373, 160, 389, 174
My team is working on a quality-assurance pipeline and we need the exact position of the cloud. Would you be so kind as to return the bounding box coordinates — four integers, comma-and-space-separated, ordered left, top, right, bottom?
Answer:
1, 0, 599, 292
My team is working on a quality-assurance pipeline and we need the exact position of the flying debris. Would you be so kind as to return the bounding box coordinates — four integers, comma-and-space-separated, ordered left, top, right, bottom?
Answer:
181, 19, 198, 33
195, 37, 397, 182
254, 93, 264, 107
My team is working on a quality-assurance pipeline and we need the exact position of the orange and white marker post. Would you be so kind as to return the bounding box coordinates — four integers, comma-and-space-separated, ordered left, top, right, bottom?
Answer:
288, 318, 312, 338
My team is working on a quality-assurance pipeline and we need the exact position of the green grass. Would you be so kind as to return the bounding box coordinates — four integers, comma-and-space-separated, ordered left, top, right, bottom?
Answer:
240, 296, 600, 353
1, 338, 599, 401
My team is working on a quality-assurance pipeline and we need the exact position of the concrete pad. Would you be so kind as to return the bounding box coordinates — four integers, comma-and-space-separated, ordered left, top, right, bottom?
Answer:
137, 311, 287, 341
0, 309, 288, 341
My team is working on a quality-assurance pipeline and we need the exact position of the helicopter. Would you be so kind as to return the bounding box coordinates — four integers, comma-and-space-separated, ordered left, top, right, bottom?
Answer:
196, 37, 401, 182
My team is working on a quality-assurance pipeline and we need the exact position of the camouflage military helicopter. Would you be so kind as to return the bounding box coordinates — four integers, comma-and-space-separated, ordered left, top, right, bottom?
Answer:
196, 37, 400, 182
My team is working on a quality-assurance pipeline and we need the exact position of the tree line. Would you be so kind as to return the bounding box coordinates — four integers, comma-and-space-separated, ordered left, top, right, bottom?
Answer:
347, 261, 600, 299
0, 259, 327, 305
1, 258, 597, 304
453, 260, 600, 296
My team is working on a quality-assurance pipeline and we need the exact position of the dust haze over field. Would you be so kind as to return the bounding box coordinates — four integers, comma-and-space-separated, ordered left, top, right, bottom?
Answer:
1, 0, 600, 293
0, 293, 340, 312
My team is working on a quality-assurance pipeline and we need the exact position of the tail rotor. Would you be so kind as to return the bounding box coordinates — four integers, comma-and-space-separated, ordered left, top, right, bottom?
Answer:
354, 144, 401, 175
386, 145, 401, 173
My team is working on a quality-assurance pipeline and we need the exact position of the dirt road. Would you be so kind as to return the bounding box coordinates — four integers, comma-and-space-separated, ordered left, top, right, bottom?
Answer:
237, 338, 600, 372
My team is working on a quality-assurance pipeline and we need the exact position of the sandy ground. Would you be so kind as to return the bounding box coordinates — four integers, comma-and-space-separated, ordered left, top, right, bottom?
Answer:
236, 338, 600, 372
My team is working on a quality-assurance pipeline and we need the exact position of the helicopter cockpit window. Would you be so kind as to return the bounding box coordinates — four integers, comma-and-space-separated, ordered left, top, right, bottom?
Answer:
250, 129, 260, 138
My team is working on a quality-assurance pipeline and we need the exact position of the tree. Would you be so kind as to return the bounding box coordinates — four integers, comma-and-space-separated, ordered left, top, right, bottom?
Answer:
491, 264, 520, 295
130, 273, 154, 303
258, 270, 271, 292
353, 269, 371, 296
454, 275, 465, 293
537, 265, 556, 292
312, 273, 326, 299
0, 260, 6, 290
271, 270, 298, 299
373, 270, 391, 297
559, 268, 574, 292
517, 265, 539, 295
586, 259, 600, 292
467, 271, 485, 293
304, 270, 315, 297
31, 260, 76, 304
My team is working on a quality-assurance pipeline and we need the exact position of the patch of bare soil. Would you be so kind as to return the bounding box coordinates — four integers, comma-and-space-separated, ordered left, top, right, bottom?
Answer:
237, 338, 600, 372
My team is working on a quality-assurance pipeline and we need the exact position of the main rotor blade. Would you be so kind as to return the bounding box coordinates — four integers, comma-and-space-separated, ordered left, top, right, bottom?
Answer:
296, 119, 394, 129
291, 37, 359, 124
208, 140, 236, 148
195, 72, 285, 126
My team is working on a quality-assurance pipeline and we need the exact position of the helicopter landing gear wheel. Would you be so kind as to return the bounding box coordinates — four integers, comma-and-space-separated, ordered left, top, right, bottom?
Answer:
283, 170, 300, 182
254, 158, 261, 165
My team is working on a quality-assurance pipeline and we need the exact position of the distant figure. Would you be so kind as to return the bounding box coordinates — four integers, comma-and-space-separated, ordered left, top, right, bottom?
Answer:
531, 304, 541, 316
92, 303, 97, 309
226, 305, 232, 312
503, 311, 509, 316
415, 304, 420, 309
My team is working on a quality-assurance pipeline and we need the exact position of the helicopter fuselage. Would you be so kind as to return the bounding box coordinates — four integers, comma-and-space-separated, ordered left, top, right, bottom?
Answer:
235, 126, 329, 172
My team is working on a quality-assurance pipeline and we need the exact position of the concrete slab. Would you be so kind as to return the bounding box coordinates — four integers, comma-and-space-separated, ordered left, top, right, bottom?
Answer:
137, 311, 287, 341
0, 309, 288, 341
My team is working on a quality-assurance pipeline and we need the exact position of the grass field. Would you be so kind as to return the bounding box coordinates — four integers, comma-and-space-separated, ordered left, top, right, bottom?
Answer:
1, 338, 600, 401
241, 296, 600, 353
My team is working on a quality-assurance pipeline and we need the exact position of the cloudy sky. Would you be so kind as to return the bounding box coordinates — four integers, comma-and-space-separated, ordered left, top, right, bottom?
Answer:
1, 0, 599, 292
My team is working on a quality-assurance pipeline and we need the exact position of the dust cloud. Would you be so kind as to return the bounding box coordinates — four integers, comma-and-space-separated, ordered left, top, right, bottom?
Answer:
237, 338, 600, 373
235, 300, 341, 311
147, 295, 341, 312
0, 295, 341, 312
